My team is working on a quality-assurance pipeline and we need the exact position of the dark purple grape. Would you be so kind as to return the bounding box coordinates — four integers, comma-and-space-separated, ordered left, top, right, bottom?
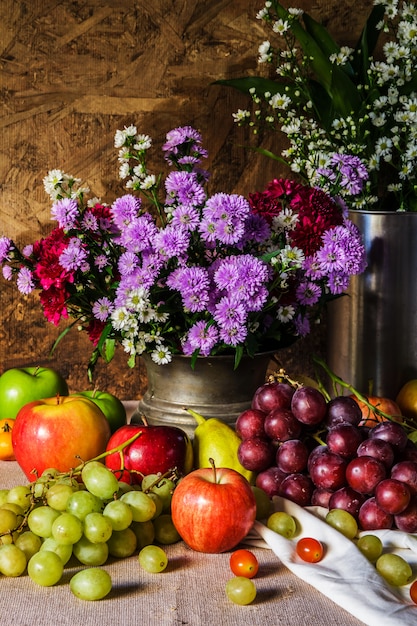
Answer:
368, 421, 408, 454
358, 497, 393, 530
308, 448, 347, 490
328, 486, 366, 519
251, 381, 294, 413
255, 466, 287, 498
276, 439, 309, 474
311, 488, 334, 508
235, 408, 266, 440
394, 497, 417, 532
356, 437, 395, 469
325, 396, 362, 428
374, 478, 411, 515
237, 436, 275, 472
279, 473, 314, 507
264, 407, 301, 443
326, 423, 363, 458
291, 386, 327, 426
345, 456, 387, 495
391, 460, 417, 495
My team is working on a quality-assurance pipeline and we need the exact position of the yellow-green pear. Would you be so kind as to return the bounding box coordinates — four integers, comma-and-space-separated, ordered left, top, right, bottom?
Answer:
186, 408, 255, 484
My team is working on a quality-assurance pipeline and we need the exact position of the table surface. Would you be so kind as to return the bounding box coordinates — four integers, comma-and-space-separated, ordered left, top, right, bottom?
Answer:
0, 401, 366, 626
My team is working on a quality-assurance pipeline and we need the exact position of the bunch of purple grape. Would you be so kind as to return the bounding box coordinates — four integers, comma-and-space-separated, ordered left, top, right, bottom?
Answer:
236, 381, 417, 532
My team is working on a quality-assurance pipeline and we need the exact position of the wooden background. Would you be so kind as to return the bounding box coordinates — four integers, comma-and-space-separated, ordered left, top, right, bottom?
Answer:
0, 0, 373, 399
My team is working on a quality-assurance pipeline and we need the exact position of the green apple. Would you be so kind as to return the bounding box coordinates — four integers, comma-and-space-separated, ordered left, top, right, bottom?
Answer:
73, 390, 127, 433
0, 366, 69, 420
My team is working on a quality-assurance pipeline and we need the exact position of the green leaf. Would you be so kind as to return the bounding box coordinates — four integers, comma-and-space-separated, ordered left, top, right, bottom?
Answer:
104, 338, 115, 363
351, 5, 385, 82
49, 325, 73, 356
303, 13, 354, 79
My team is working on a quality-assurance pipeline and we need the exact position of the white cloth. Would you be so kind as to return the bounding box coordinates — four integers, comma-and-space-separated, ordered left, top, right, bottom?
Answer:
244, 496, 417, 626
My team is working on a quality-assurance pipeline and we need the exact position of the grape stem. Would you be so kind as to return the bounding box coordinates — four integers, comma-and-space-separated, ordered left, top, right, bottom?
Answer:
312, 356, 414, 431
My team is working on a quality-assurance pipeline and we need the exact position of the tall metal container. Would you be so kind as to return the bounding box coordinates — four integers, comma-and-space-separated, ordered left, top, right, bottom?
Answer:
326, 211, 417, 399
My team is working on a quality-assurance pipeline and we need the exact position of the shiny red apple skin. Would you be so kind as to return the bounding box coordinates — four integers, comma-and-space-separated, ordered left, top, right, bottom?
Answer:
105, 424, 193, 484
171, 466, 256, 553
12, 396, 111, 481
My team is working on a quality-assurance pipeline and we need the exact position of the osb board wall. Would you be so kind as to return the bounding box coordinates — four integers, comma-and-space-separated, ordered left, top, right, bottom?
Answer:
0, 0, 374, 399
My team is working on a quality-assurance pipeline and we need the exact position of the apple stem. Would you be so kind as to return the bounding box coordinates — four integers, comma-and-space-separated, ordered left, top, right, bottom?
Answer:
209, 457, 217, 483
72, 430, 143, 472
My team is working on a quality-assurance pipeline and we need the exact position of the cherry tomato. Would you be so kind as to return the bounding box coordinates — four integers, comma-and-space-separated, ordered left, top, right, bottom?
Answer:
229, 549, 259, 579
296, 537, 324, 563
410, 580, 417, 604
0, 419, 15, 461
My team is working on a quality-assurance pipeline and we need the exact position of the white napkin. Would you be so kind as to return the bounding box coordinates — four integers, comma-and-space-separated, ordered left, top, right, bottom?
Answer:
244, 496, 417, 626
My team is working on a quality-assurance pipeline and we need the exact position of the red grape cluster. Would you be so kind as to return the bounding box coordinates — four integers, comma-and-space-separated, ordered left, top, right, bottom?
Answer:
236, 381, 417, 532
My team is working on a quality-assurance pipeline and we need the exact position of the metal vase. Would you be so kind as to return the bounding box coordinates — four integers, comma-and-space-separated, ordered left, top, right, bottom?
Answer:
326, 210, 417, 399
131, 352, 276, 437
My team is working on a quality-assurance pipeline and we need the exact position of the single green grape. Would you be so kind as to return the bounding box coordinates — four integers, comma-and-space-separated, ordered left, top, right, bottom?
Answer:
70, 567, 112, 601
0, 544, 27, 577
356, 535, 383, 562
73, 536, 109, 566
103, 499, 133, 531
27, 506, 61, 538
141, 474, 161, 492
27, 550, 64, 586
325, 509, 358, 540
15, 531, 42, 561
149, 478, 176, 512
40, 537, 73, 564
0, 508, 19, 534
83, 512, 113, 544
66, 490, 103, 521
6, 485, 32, 512
131, 520, 155, 550
376, 553, 412, 586
225, 576, 257, 605
106, 528, 137, 558
120, 490, 157, 522
147, 492, 164, 519
266, 511, 297, 538
51, 512, 83, 545
138, 545, 168, 573
153, 514, 181, 545
0, 489, 9, 506
46, 483, 75, 511
81, 462, 119, 500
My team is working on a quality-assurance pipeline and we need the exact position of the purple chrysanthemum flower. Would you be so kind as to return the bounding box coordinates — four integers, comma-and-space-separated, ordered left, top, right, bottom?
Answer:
214, 254, 269, 306
166, 266, 210, 312
295, 281, 322, 306
183, 320, 219, 356
219, 322, 247, 346
0, 236, 13, 263
327, 272, 350, 295
200, 193, 250, 245
118, 213, 158, 253
51, 198, 79, 230
171, 205, 200, 231
81, 210, 99, 232
16, 267, 35, 294
165, 171, 206, 208
118, 251, 138, 276
92, 297, 114, 321
59, 238, 88, 271
2, 265, 12, 280
153, 225, 190, 259
111, 194, 141, 229
95, 254, 109, 270
241, 213, 271, 245
213, 296, 247, 330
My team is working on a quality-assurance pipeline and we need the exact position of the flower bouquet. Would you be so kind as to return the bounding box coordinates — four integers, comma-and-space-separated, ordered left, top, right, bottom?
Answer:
219, 0, 417, 212
0, 125, 366, 379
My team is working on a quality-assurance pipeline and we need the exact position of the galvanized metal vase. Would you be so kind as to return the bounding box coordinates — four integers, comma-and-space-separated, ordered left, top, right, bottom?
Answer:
131, 351, 277, 437
326, 210, 417, 399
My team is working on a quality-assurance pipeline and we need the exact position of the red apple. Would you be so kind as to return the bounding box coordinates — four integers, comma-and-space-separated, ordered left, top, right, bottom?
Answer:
72, 389, 127, 433
171, 464, 256, 553
105, 423, 193, 484
0, 366, 69, 419
12, 396, 111, 481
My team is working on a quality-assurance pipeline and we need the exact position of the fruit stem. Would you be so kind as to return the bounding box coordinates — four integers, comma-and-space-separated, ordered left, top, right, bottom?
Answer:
184, 407, 206, 425
313, 356, 410, 429
72, 430, 143, 472
209, 457, 217, 483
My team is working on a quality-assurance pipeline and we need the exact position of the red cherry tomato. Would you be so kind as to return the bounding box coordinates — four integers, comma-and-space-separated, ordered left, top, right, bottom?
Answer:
410, 580, 417, 604
229, 549, 259, 579
296, 537, 324, 563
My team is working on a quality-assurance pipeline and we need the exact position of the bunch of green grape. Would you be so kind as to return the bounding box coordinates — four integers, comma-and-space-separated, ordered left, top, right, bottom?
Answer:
0, 461, 179, 599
